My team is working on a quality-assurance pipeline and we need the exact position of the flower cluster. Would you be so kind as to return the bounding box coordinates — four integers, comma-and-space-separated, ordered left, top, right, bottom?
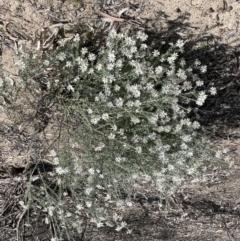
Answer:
8, 28, 227, 239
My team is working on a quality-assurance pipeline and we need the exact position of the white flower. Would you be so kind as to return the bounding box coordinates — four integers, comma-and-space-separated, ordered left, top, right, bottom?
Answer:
167, 53, 178, 64
126, 201, 132, 207
182, 81, 192, 91
155, 66, 163, 75
96, 221, 104, 228
88, 68, 94, 74
88, 53, 96, 61
134, 100, 141, 107
45, 217, 49, 224
175, 124, 182, 132
67, 84, 74, 92
80, 62, 88, 72
115, 226, 122, 232
168, 164, 174, 171
196, 80, 204, 86
73, 76, 79, 82
81, 47, 88, 55
59, 38, 69, 46
176, 39, 184, 48
159, 111, 167, 118
115, 98, 124, 107
180, 59, 186, 67
196, 91, 207, 106
109, 29, 117, 38
102, 113, 109, 121
66, 61, 72, 68
134, 63, 144, 75
49, 149, 57, 157
43, 60, 50, 66
181, 135, 192, 142
111, 124, 117, 131
106, 40, 112, 48
140, 44, 148, 50
177, 68, 187, 80
108, 75, 116, 83
57, 52, 66, 61
117, 33, 124, 39
53, 157, 59, 165
131, 117, 140, 125
162, 84, 170, 94
55, 166, 64, 175
148, 133, 156, 140
200, 65, 207, 73
87, 108, 93, 114
210, 87, 217, 95
73, 33, 80, 42
146, 83, 154, 91
88, 168, 95, 175
76, 57, 83, 65
48, 206, 55, 217
107, 102, 114, 108
136, 31, 148, 41
192, 121, 200, 129
187, 167, 195, 175
114, 85, 120, 92
19, 201, 28, 210
116, 59, 123, 68
120, 221, 127, 228
96, 184, 104, 189
115, 157, 122, 163
126, 101, 134, 107
107, 63, 114, 70
127, 84, 141, 98
108, 51, 115, 62
85, 201, 92, 208
194, 59, 201, 66
215, 150, 222, 158
181, 143, 188, 150
91, 116, 101, 124
166, 69, 174, 76
102, 77, 108, 84
108, 133, 115, 140
94, 142, 105, 151
153, 50, 160, 57
55, 166, 68, 175
96, 63, 103, 71
85, 187, 93, 195
148, 115, 158, 125
187, 152, 193, 157
125, 37, 135, 46
130, 46, 137, 53
118, 129, 124, 135
123, 50, 133, 59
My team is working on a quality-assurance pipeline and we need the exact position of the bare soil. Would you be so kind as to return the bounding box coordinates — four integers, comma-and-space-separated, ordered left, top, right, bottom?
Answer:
1, 0, 240, 240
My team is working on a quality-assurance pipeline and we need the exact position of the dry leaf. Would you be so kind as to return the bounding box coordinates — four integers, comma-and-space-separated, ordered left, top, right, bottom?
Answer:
99, 11, 124, 22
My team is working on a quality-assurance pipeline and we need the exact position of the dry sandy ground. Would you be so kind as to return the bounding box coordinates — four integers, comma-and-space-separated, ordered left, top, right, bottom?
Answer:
0, 0, 240, 240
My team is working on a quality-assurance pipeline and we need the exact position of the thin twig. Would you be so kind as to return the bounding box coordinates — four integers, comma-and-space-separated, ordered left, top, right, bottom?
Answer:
16, 207, 28, 241
221, 214, 236, 241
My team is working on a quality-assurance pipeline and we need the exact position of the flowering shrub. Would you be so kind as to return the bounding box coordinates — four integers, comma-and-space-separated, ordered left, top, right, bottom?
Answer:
0, 29, 227, 239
